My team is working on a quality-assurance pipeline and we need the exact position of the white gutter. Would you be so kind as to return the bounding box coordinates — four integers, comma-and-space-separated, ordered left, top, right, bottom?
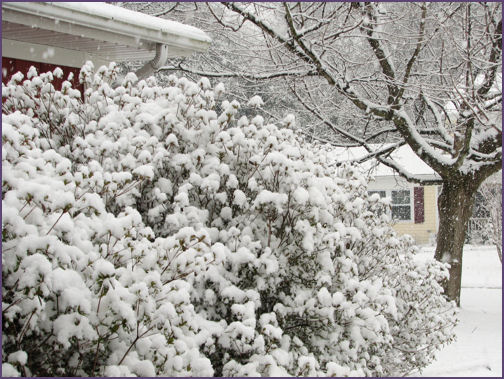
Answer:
2, 2, 211, 56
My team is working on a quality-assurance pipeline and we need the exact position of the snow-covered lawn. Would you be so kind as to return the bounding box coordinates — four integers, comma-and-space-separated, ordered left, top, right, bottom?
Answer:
412, 245, 502, 377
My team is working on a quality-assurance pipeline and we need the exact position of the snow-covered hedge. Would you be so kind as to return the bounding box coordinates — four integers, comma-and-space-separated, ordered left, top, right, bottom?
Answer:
2, 63, 456, 377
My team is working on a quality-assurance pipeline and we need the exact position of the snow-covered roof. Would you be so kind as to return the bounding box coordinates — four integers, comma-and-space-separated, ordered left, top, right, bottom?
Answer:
2, 2, 211, 65
332, 144, 439, 178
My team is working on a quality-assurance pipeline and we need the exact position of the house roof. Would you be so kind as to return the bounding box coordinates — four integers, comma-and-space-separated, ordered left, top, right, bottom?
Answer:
2, 2, 211, 66
332, 144, 440, 179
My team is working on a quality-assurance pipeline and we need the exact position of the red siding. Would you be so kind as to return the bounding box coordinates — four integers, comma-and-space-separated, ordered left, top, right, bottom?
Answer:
414, 186, 425, 224
2, 57, 84, 94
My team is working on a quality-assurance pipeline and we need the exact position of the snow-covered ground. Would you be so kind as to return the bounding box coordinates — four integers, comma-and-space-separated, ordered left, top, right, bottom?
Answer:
412, 245, 502, 377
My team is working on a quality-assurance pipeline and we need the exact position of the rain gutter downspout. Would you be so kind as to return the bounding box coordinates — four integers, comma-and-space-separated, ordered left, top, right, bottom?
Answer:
135, 43, 170, 80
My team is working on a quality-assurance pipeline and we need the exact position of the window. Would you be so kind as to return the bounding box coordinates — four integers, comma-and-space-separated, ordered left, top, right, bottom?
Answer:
368, 190, 386, 216
391, 190, 411, 221
368, 189, 414, 222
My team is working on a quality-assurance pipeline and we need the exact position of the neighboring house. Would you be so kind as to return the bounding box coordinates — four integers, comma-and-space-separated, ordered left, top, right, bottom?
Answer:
334, 145, 441, 245
335, 144, 498, 245
2, 2, 211, 87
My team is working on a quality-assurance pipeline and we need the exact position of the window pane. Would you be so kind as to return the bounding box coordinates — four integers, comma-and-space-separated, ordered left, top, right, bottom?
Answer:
392, 205, 411, 220
392, 190, 410, 205
368, 190, 386, 198
368, 191, 386, 216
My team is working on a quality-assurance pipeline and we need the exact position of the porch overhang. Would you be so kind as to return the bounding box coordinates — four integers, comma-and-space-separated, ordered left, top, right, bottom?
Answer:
2, 2, 211, 68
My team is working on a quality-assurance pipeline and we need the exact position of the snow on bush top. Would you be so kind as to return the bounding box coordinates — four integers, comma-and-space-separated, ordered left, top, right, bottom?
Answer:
2, 62, 456, 377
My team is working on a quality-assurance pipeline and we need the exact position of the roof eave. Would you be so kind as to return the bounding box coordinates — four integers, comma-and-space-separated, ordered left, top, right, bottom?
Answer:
2, 2, 211, 56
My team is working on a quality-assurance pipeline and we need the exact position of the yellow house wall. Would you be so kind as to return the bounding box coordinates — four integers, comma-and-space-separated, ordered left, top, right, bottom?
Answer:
392, 185, 438, 245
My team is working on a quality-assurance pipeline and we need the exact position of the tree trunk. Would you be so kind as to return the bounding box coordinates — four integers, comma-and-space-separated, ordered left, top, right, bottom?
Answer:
434, 179, 478, 306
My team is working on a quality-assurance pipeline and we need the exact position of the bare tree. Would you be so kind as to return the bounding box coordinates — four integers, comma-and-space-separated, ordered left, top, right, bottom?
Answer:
157, 2, 501, 306
124, 2, 502, 306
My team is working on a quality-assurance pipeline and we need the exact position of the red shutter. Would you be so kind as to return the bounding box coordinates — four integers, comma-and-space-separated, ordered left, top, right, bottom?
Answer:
414, 187, 425, 224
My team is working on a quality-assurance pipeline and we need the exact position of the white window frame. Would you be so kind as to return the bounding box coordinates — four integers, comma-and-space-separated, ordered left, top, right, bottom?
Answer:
368, 188, 414, 223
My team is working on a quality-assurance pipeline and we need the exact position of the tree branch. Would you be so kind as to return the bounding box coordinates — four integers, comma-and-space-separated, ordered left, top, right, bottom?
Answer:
151, 2, 179, 17
361, 3, 397, 105
397, 3, 427, 102
477, 19, 501, 97
158, 64, 318, 80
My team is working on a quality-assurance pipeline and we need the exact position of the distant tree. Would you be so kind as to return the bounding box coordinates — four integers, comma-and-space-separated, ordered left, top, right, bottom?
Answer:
477, 173, 503, 262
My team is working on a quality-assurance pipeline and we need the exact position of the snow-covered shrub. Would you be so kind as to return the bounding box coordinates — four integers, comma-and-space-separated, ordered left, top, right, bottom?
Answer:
2, 64, 216, 377
2, 63, 456, 377
332, 167, 458, 375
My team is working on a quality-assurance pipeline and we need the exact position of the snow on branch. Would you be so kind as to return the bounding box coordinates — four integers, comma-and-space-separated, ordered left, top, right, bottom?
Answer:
157, 64, 319, 80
